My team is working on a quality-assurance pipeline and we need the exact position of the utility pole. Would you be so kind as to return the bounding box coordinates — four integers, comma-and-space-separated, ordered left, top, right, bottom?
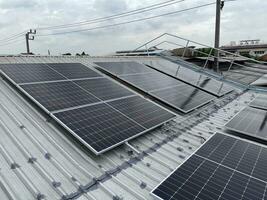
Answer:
25, 29, 36, 54
214, 0, 224, 72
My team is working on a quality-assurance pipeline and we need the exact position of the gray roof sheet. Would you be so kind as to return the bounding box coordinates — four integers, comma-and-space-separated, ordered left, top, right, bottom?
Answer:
0, 55, 257, 199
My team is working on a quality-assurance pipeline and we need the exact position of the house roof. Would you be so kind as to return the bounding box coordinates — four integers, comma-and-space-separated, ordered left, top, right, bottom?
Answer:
0, 55, 259, 199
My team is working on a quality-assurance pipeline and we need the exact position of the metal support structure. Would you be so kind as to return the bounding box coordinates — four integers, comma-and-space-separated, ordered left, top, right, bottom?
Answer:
214, 0, 222, 72
203, 48, 213, 69
181, 40, 190, 58
25, 29, 36, 54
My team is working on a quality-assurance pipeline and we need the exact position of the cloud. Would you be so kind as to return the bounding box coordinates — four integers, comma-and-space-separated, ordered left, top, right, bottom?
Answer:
0, 0, 266, 55
0, 0, 37, 9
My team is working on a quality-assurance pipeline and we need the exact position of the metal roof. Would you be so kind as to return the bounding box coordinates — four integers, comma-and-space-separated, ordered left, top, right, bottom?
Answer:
0, 55, 257, 200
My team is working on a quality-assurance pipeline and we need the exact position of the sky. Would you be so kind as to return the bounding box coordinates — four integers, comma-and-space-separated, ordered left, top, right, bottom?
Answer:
0, 0, 266, 56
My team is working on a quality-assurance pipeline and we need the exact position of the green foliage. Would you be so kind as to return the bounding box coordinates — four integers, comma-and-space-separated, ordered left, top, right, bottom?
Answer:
194, 48, 215, 57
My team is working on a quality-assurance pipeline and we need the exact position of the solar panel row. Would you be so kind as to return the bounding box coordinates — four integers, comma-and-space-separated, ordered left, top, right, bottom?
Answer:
250, 94, 267, 110
0, 63, 102, 84
1, 63, 176, 154
142, 59, 234, 97
55, 96, 175, 153
225, 106, 267, 142
152, 133, 267, 200
21, 77, 135, 112
95, 61, 215, 113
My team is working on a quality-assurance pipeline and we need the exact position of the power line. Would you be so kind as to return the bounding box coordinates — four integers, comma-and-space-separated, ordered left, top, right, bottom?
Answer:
37, 2, 216, 37
36, 0, 185, 30
0, 31, 27, 43
0, 38, 25, 47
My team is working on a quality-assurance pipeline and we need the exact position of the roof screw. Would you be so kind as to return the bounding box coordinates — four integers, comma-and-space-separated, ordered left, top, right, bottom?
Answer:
146, 163, 151, 167
44, 153, 51, 160
11, 163, 20, 169
19, 125, 25, 129
28, 157, 37, 164
36, 193, 45, 200
140, 181, 147, 189
52, 181, 61, 188
113, 195, 123, 200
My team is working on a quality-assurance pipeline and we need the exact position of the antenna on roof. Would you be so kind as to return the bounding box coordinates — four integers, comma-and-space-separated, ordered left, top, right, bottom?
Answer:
25, 29, 36, 54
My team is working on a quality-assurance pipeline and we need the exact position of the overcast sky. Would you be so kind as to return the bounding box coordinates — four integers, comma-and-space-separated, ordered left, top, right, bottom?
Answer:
0, 0, 266, 55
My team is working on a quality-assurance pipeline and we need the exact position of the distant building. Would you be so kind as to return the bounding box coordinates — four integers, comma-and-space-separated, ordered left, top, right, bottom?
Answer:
114, 47, 164, 56
221, 39, 267, 57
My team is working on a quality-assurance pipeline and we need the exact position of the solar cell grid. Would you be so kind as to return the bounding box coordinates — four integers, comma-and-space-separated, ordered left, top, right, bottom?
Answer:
151, 84, 215, 113
250, 94, 267, 110
1, 61, 176, 155
152, 133, 267, 200
121, 72, 182, 91
54, 102, 146, 153
225, 106, 267, 141
95, 61, 155, 75
107, 96, 176, 129
48, 63, 102, 79
97, 61, 216, 113
143, 60, 233, 97
74, 78, 134, 101
21, 81, 100, 111
0, 63, 66, 83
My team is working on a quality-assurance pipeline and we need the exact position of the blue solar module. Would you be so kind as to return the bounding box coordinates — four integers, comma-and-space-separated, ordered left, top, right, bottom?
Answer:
48, 63, 102, 79
21, 81, 100, 111
152, 133, 267, 200
225, 106, 267, 142
0, 63, 66, 84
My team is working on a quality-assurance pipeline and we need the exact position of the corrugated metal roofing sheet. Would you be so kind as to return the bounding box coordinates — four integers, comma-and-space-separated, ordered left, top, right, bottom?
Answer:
0, 55, 255, 199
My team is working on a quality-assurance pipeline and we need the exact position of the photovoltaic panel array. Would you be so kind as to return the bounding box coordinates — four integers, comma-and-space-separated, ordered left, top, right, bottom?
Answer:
250, 94, 267, 110
0, 62, 176, 154
0, 63, 66, 83
55, 96, 175, 153
20, 81, 100, 111
48, 63, 102, 79
225, 106, 267, 142
152, 133, 267, 200
95, 61, 215, 113
142, 59, 234, 97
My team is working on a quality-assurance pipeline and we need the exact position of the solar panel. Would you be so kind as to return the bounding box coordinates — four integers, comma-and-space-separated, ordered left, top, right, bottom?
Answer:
97, 62, 215, 113
225, 106, 267, 141
54, 102, 145, 153
108, 96, 175, 129
121, 73, 183, 91
1, 62, 176, 154
21, 81, 100, 111
48, 63, 102, 79
152, 133, 267, 200
250, 94, 267, 110
0, 63, 66, 84
95, 61, 155, 75
54, 96, 175, 154
143, 59, 233, 97
151, 84, 216, 113
74, 78, 134, 101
